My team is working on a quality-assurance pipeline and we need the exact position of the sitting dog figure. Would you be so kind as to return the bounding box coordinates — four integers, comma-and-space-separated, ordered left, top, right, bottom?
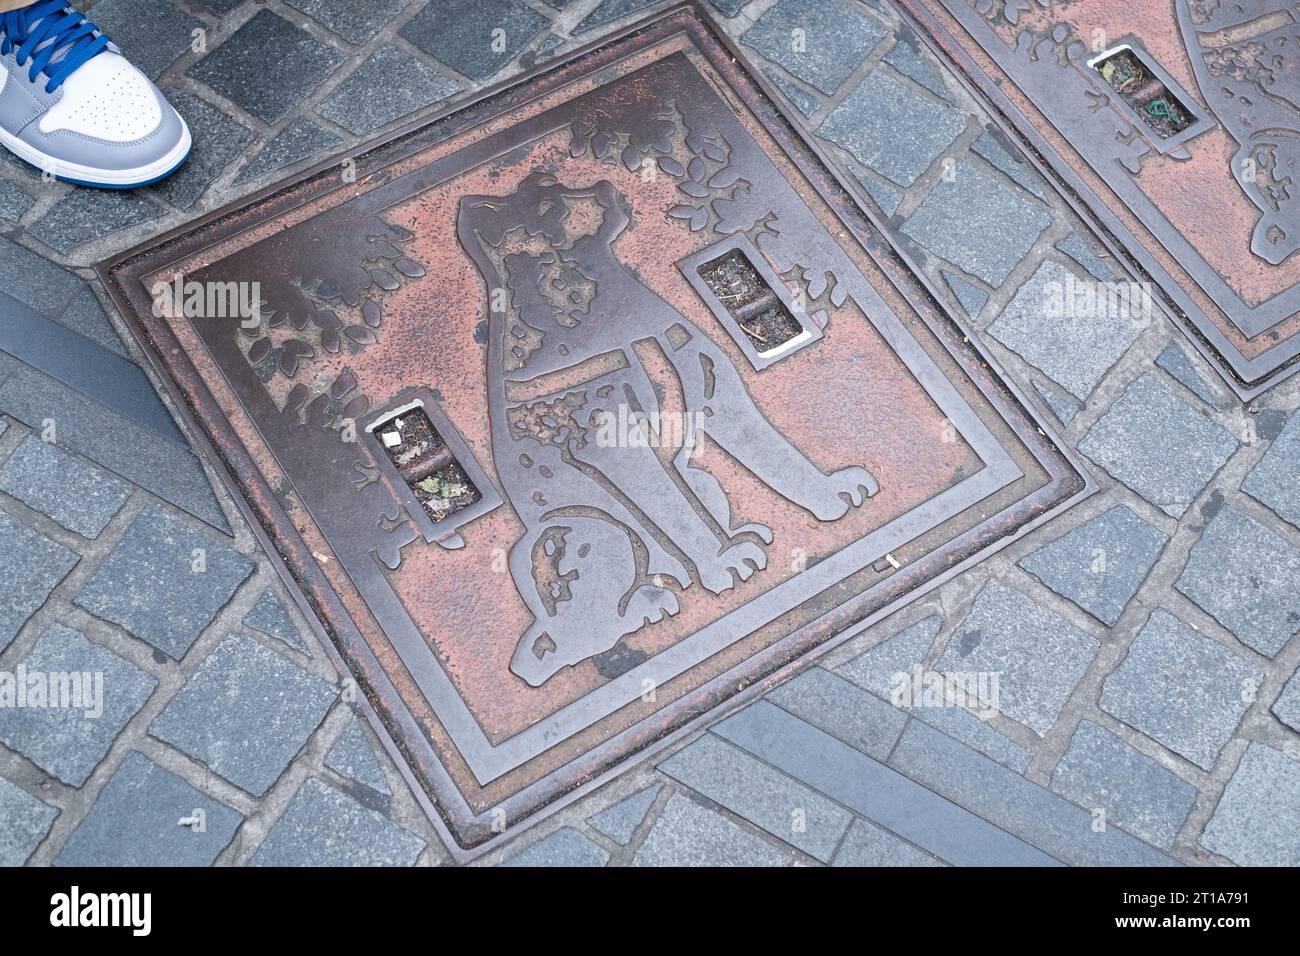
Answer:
457, 172, 878, 686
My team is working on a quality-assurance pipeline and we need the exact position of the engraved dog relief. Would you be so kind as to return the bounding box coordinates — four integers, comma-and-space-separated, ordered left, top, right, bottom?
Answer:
456, 172, 879, 686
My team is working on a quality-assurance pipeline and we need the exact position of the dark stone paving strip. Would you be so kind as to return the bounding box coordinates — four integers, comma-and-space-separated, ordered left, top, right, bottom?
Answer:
0, 292, 185, 445
890, 721, 1178, 866
713, 700, 1060, 866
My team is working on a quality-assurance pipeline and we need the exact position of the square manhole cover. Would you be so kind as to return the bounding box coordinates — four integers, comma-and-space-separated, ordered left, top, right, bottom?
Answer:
100, 4, 1088, 852
900, 0, 1300, 398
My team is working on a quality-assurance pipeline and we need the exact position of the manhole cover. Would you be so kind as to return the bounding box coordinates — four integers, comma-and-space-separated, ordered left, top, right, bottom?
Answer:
900, 0, 1300, 398
100, 4, 1088, 852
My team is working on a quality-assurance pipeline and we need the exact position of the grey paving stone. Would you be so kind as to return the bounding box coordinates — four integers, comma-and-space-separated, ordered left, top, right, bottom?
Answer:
88, 0, 203, 79
987, 260, 1145, 400
902, 161, 1051, 286
708, 0, 749, 13
1273, 669, 1300, 733
0, 511, 78, 654
632, 793, 794, 867
189, 10, 345, 124
942, 270, 988, 320
401, 0, 547, 81
285, 0, 412, 42
251, 779, 424, 866
55, 284, 127, 357
1100, 610, 1262, 770
27, 188, 162, 254
0, 177, 34, 222
0, 236, 85, 315
55, 752, 242, 866
1201, 743, 1300, 866
502, 827, 609, 867
893, 720, 1175, 865
236, 119, 342, 184
660, 733, 852, 861
848, 166, 903, 216
884, 35, 954, 103
1018, 505, 1168, 627
1242, 411, 1300, 530
574, 0, 662, 33
1153, 345, 1217, 409
325, 716, 389, 797
837, 615, 940, 697
715, 701, 1058, 865
910, 701, 1035, 772
743, 0, 889, 96
763, 68, 819, 118
242, 587, 309, 655
150, 634, 336, 796
154, 91, 254, 210
74, 505, 253, 660
0, 777, 57, 866
937, 581, 1098, 736
0, 355, 228, 532
1033, 379, 1081, 427
587, 783, 661, 845
1176, 506, 1300, 658
971, 128, 1045, 198
1079, 374, 1237, 517
0, 624, 157, 786
1050, 721, 1195, 849
318, 47, 460, 136
1055, 230, 1122, 281
820, 72, 963, 188
767, 666, 906, 759
1253, 407, 1289, 441
0, 435, 132, 538
832, 819, 943, 867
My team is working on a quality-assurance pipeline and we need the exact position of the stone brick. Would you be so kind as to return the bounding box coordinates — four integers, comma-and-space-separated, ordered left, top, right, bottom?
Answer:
832, 819, 943, 867
189, 10, 345, 124
400, 0, 547, 81
318, 47, 460, 136
87, 0, 204, 79
1201, 743, 1300, 866
0, 511, 78, 653
987, 261, 1145, 400
1050, 721, 1195, 849
1079, 374, 1237, 517
251, 779, 424, 865
1017, 505, 1168, 626
902, 162, 1050, 287
767, 666, 906, 759
1100, 610, 1262, 770
1176, 506, 1300, 658
154, 91, 254, 210
936, 581, 1098, 736
149, 634, 336, 795
743, 0, 889, 95
75, 506, 253, 660
284, 0, 412, 42
587, 783, 660, 845
819, 72, 964, 187
1242, 411, 1300, 530
0, 435, 132, 538
0, 778, 57, 866
0, 624, 157, 786
325, 716, 389, 797
502, 827, 609, 867
55, 752, 242, 866
632, 793, 794, 867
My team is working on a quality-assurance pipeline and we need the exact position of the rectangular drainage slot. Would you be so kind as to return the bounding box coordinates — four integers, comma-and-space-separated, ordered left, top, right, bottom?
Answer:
697, 248, 806, 355
1089, 45, 1198, 140
373, 404, 481, 523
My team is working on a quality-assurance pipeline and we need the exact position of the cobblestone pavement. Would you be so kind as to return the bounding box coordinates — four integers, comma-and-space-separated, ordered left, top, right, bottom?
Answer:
1, 0, 1298, 867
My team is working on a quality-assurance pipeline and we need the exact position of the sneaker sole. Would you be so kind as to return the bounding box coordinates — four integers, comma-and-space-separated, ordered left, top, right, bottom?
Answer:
0, 119, 192, 188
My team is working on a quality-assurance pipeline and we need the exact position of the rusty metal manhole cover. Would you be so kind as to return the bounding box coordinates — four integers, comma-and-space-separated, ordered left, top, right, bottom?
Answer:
101, 3, 1088, 853
899, 0, 1300, 398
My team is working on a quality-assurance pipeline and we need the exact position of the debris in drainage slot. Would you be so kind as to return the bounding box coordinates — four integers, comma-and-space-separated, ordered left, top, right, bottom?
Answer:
377, 407, 481, 521
697, 248, 802, 351
1094, 49, 1193, 138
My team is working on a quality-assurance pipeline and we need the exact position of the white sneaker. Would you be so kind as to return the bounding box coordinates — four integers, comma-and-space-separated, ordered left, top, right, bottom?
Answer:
0, 0, 190, 187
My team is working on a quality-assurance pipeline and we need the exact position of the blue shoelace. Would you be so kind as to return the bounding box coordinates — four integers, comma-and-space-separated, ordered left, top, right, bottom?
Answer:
0, 0, 110, 94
